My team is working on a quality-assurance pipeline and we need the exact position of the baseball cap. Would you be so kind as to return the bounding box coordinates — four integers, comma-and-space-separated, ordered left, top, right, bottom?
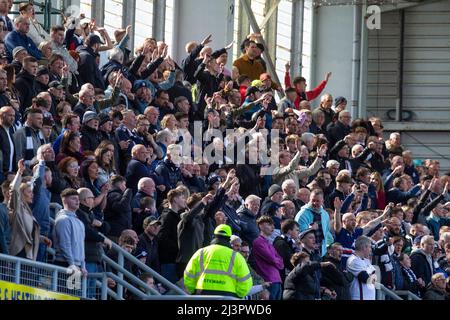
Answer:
299, 228, 315, 240
143, 216, 161, 229
214, 224, 232, 238
98, 113, 111, 126
245, 86, 260, 97
48, 80, 64, 90
82, 111, 99, 124
132, 79, 155, 94
13, 46, 27, 57
211, 48, 227, 59
86, 34, 104, 45
36, 66, 49, 77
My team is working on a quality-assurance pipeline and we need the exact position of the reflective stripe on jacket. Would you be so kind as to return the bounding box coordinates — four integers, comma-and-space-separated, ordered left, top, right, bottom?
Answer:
184, 244, 253, 298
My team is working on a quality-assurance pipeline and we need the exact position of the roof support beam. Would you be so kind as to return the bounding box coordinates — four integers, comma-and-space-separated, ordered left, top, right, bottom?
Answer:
239, 0, 284, 97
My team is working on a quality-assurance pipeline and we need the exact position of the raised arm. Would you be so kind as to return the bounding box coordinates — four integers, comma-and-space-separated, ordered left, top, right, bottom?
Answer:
334, 197, 343, 234
362, 202, 393, 235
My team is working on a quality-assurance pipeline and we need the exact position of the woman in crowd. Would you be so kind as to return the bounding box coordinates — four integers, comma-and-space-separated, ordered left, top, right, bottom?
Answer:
58, 156, 82, 190
56, 131, 85, 164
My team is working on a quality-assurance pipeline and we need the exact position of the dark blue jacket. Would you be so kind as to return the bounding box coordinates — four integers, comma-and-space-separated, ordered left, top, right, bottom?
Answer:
77, 45, 105, 89
237, 206, 259, 248
125, 159, 154, 195
101, 59, 130, 86
155, 159, 182, 192
0, 203, 11, 254
386, 185, 421, 205
104, 187, 133, 237
31, 161, 51, 236
5, 30, 42, 62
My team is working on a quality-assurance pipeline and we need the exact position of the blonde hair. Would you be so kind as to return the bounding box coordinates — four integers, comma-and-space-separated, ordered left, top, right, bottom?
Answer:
161, 114, 176, 129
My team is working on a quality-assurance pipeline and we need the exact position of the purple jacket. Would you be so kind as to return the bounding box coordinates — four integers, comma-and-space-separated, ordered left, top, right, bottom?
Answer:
252, 235, 284, 283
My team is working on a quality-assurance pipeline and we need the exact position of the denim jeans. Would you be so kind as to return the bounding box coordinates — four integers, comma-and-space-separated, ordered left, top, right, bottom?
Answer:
85, 262, 102, 299
36, 243, 48, 263
267, 282, 282, 300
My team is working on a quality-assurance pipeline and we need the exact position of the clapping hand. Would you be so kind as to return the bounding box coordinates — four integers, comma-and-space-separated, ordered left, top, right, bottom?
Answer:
285, 61, 290, 73
201, 193, 214, 205
334, 197, 342, 213
317, 144, 328, 157
18, 159, 25, 174
392, 165, 404, 176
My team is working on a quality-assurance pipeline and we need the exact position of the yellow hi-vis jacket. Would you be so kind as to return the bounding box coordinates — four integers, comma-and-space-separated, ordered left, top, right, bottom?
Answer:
184, 244, 253, 298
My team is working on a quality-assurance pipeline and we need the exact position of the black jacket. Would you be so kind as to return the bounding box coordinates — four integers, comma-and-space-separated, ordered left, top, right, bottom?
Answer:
73, 102, 96, 120
320, 256, 352, 300
326, 121, 351, 147
177, 202, 206, 264
45, 161, 66, 204
410, 249, 434, 287
104, 187, 133, 237
80, 124, 104, 152
77, 45, 105, 89
182, 44, 204, 84
283, 261, 321, 300
193, 63, 223, 120
423, 285, 448, 300
157, 207, 180, 264
273, 235, 297, 281
35, 80, 49, 94
14, 70, 38, 113
236, 164, 262, 199
136, 232, 160, 273
76, 204, 110, 263
168, 81, 194, 105
399, 266, 421, 296
0, 125, 15, 174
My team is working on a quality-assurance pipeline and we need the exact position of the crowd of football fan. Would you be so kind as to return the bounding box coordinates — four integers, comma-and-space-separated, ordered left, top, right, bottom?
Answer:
0, 1, 449, 300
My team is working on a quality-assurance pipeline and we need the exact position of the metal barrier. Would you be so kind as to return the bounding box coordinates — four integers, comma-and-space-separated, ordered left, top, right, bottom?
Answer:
375, 283, 403, 300
0, 253, 88, 299
99, 233, 187, 297
394, 290, 422, 301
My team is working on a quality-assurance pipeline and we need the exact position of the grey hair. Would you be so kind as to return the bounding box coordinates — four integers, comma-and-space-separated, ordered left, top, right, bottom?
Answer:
354, 236, 372, 251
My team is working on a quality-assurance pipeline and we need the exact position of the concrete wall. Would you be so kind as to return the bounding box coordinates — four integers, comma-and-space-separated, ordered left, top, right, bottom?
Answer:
173, 0, 230, 65
311, 6, 354, 108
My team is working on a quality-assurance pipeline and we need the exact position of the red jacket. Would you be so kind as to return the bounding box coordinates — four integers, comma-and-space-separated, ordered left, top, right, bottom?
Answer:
285, 72, 327, 109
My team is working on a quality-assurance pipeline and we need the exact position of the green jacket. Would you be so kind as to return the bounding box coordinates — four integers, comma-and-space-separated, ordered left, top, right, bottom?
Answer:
184, 243, 253, 298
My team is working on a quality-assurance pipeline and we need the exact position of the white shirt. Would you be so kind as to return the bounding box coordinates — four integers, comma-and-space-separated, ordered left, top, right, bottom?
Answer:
347, 254, 377, 300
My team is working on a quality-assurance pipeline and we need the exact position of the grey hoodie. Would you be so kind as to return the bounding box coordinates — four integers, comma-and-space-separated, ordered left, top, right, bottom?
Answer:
54, 209, 86, 268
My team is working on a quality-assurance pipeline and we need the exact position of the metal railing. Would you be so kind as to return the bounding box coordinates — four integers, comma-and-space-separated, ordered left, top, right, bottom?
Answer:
0, 253, 88, 299
375, 283, 403, 300
100, 234, 187, 298
394, 290, 422, 301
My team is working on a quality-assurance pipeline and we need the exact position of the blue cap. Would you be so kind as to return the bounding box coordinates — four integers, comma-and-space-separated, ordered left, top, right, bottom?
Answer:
132, 80, 156, 96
